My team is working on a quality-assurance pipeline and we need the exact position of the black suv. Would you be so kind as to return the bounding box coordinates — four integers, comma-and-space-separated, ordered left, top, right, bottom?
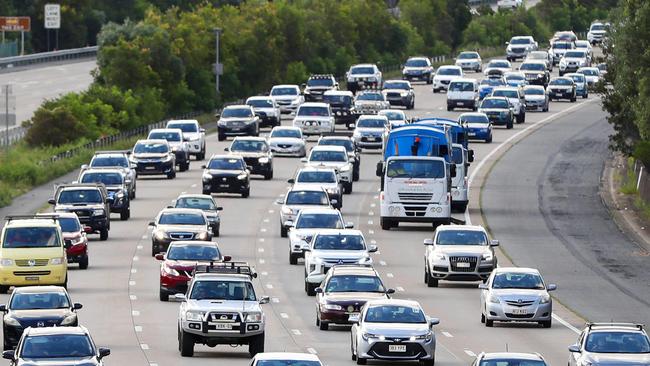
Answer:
323, 91, 360, 129
201, 155, 251, 198
303, 74, 338, 102
226, 137, 273, 180
49, 183, 112, 241
77, 168, 130, 221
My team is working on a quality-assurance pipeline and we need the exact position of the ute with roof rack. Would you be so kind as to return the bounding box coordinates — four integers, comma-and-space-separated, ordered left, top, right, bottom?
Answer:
48, 183, 112, 241
569, 322, 650, 366
303, 74, 339, 102
175, 261, 269, 358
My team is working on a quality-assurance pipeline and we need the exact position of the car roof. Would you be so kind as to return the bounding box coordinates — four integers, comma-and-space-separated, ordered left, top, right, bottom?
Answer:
271, 126, 301, 131
272, 84, 300, 89
314, 229, 362, 236
288, 186, 328, 193
159, 208, 206, 215
149, 128, 182, 134
366, 298, 421, 307
297, 166, 337, 173
511, 35, 533, 40
550, 77, 573, 81
437, 65, 462, 70
523, 85, 546, 90
481, 352, 543, 361
5, 217, 60, 228
459, 112, 488, 117
93, 152, 127, 158
458, 51, 479, 55
585, 323, 646, 332
436, 225, 487, 232
168, 240, 218, 248
384, 79, 410, 84
450, 78, 477, 83
137, 138, 169, 145
247, 96, 272, 101
323, 90, 353, 96
81, 168, 123, 175
175, 194, 214, 201
232, 136, 267, 142
521, 60, 547, 65
224, 104, 252, 109
310, 145, 347, 152
330, 265, 378, 275
193, 272, 251, 282
407, 56, 429, 60
25, 326, 89, 336
318, 136, 352, 141
493, 86, 519, 91
299, 102, 329, 108
37, 212, 79, 220
254, 352, 321, 361
296, 208, 341, 216
167, 119, 199, 124
378, 109, 405, 115
12, 285, 67, 294
493, 267, 541, 275
208, 154, 244, 161
358, 114, 388, 121
351, 63, 377, 68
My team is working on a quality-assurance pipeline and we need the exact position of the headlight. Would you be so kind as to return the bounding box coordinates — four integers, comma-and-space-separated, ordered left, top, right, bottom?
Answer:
171, 146, 179, 152
488, 294, 501, 304
282, 206, 293, 215
60, 314, 77, 326
162, 154, 173, 162
435, 253, 446, 260
3, 317, 20, 327
362, 332, 379, 341
410, 332, 433, 342
70, 236, 85, 245
196, 232, 210, 241
185, 311, 205, 321
291, 98, 300, 105
539, 294, 551, 304
154, 231, 169, 240
217, 120, 226, 126
400, 91, 408, 96
326, 188, 339, 195
312, 256, 324, 264
0, 259, 14, 266
49, 257, 64, 265
245, 312, 263, 322
340, 165, 351, 172
188, 136, 200, 141
481, 253, 493, 262
322, 304, 343, 311
237, 173, 248, 180
116, 191, 125, 198
202, 173, 212, 181
358, 256, 372, 264
163, 265, 180, 276
92, 209, 104, 216
258, 157, 269, 164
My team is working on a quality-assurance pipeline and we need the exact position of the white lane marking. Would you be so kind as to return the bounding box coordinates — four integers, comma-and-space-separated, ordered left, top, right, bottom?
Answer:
307, 347, 318, 354
131, 269, 137, 274
130, 295, 137, 301
272, 297, 280, 303
269, 209, 275, 213
141, 235, 147, 239
375, 250, 381, 255
379, 260, 387, 266
140, 344, 149, 350
132, 310, 140, 316
259, 259, 266, 264
263, 218, 270, 223
137, 245, 143, 250
150, 364, 158, 366
370, 239, 377, 244
133, 256, 139, 261
261, 228, 267, 233
291, 329, 302, 335
368, 211, 374, 216
368, 220, 374, 225
191, 184, 197, 188
259, 238, 265, 242
129, 281, 136, 286
280, 313, 289, 319
553, 313, 580, 334
258, 248, 265, 253
396, 286, 405, 292
261, 271, 268, 276
181, 191, 186, 194
368, 229, 375, 235
370, 203, 376, 208
266, 284, 273, 289
373, 195, 378, 199
386, 273, 394, 278
134, 326, 143, 332
464, 349, 476, 357
442, 331, 453, 338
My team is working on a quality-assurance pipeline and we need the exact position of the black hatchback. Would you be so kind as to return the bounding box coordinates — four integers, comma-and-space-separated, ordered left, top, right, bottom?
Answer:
201, 155, 251, 198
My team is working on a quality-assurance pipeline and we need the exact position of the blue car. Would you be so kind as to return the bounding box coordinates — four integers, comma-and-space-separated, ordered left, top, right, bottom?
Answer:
479, 77, 506, 100
565, 73, 589, 98
459, 112, 493, 143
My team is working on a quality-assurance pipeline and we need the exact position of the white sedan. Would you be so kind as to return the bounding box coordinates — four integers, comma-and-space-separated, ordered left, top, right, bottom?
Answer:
267, 126, 306, 157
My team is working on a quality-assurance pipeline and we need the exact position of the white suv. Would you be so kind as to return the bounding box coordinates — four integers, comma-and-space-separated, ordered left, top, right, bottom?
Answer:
286, 208, 352, 264
432, 65, 463, 93
302, 146, 354, 194
166, 119, 206, 160
292, 102, 335, 136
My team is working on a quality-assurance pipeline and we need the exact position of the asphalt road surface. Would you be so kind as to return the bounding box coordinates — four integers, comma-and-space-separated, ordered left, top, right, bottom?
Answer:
0, 57, 621, 366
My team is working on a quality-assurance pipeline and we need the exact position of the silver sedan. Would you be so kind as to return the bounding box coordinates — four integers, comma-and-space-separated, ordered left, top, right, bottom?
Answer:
479, 267, 556, 328
267, 126, 306, 157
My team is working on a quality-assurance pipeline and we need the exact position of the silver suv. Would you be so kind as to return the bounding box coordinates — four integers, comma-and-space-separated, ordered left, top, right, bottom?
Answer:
176, 262, 270, 358
569, 323, 650, 366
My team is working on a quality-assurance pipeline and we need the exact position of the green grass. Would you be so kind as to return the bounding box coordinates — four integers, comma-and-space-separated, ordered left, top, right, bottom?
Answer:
620, 157, 639, 195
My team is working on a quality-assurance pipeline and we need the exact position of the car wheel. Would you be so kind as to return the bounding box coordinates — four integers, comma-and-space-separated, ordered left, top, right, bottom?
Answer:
167, 171, 176, 179
447, 105, 453, 112
120, 207, 130, 221
583, 93, 588, 99
506, 119, 513, 129
380, 217, 394, 230
319, 320, 329, 331
218, 133, 226, 141
427, 274, 438, 288
357, 357, 367, 365
486, 133, 493, 143
79, 255, 89, 270
159, 288, 168, 302
420, 358, 435, 366
289, 251, 298, 265
180, 330, 194, 357
485, 318, 494, 327
541, 320, 552, 328
264, 169, 273, 180
433, 88, 438, 93
100, 229, 108, 241
181, 161, 190, 171
481, 312, 486, 324
280, 224, 288, 238
571, 96, 577, 102
242, 189, 250, 198
0, 286, 9, 294
151, 242, 158, 257
424, 263, 430, 284
306, 283, 316, 296
517, 112, 525, 124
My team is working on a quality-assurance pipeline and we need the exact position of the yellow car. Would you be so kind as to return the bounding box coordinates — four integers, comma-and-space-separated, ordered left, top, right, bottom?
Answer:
0, 215, 68, 292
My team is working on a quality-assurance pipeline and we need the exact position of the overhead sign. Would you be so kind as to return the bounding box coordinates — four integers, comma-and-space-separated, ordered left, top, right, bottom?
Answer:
0, 17, 31, 32
44, 4, 61, 29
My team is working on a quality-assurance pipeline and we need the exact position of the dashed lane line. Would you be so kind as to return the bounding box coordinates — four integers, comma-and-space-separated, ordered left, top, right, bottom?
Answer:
464, 349, 476, 357
442, 331, 453, 338
291, 329, 302, 336
307, 348, 318, 354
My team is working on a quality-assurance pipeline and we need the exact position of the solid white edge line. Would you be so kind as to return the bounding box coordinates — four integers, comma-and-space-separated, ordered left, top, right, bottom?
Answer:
464, 349, 476, 357
307, 347, 318, 354
552, 313, 581, 334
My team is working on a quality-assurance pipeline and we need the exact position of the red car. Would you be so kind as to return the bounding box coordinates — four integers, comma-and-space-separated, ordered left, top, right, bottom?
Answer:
155, 241, 230, 301
40, 212, 89, 269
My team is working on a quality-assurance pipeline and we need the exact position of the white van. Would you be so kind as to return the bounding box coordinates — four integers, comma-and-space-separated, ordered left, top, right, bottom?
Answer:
447, 79, 479, 111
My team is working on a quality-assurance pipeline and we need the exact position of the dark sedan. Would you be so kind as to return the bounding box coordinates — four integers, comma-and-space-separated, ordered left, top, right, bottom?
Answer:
201, 155, 251, 197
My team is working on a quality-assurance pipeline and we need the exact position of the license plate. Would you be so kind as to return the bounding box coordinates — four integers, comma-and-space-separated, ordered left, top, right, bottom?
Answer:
145, 166, 156, 170
457, 262, 470, 268
511, 308, 528, 315
389, 345, 407, 352
348, 313, 359, 320
219, 184, 229, 188
358, 81, 365, 85
232, 127, 241, 131
25, 276, 39, 281
456, 102, 464, 106
468, 132, 476, 136
367, 137, 377, 141
213, 323, 232, 330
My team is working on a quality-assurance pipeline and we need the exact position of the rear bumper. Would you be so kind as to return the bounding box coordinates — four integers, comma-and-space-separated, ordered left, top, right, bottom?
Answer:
135, 161, 175, 175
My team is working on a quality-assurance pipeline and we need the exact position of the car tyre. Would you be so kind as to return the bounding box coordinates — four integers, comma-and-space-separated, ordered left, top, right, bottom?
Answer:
571, 96, 577, 102
0, 286, 9, 294
380, 217, 394, 230
242, 189, 250, 198
151, 242, 159, 257
264, 168, 273, 180
167, 171, 176, 179
319, 320, 329, 331
100, 229, 109, 241
583, 93, 588, 99
159, 288, 168, 302
357, 357, 367, 365
306, 282, 316, 296
486, 133, 493, 143
433, 88, 438, 93
506, 119, 513, 129
485, 318, 494, 327
427, 273, 438, 288
79, 255, 89, 270
481, 313, 486, 324
218, 133, 226, 141
180, 160, 190, 172
516, 111, 525, 124
280, 225, 288, 238
541, 320, 552, 328
120, 207, 130, 221
420, 358, 435, 366
289, 252, 298, 265
447, 105, 453, 112
180, 330, 194, 357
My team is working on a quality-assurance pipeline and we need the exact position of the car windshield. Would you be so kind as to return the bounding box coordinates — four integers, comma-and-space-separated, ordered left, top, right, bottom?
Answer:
488, 61, 510, 68
57, 189, 102, 204
271, 87, 298, 96
91, 156, 128, 168
598, 64, 607, 71
553, 42, 572, 49
247, 99, 274, 108
10, 292, 70, 310
437, 68, 461, 76
460, 115, 489, 124
21, 334, 94, 359
383, 81, 409, 90
380, 111, 404, 121
458, 52, 479, 59
511, 38, 531, 45
365, 305, 426, 323
189, 280, 256, 301
271, 129, 301, 139
175, 197, 216, 210
298, 106, 329, 117
231, 140, 268, 152
351, 66, 374, 74
297, 171, 336, 183
520, 63, 545, 71
3, 227, 60, 249
319, 139, 354, 151
569, 75, 585, 83
565, 51, 585, 58
451, 147, 464, 164
310, 150, 347, 162
286, 191, 329, 205
493, 90, 518, 98
307, 78, 334, 87
80, 172, 123, 186
481, 79, 505, 86
167, 244, 221, 261
58, 217, 81, 233
207, 158, 244, 170
580, 69, 599, 76
167, 122, 197, 133
325, 275, 385, 293
585, 332, 650, 353
479, 359, 546, 366
222, 108, 252, 118
591, 24, 606, 31
387, 159, 445, 179
357, 119, 386, 128
405, 58, 428, 67
437, 230, 488, 245
313, 234, 365, 250
296, 213, 342, 229
506, 75, 525, 82
357, 93, 383, 101
576, 41, 590, 48
528, 52, 547, 59
256, 361, 321, 366
323, 94, 352, 105
524, 88, 545, 95
492, 272, 545, 290
134, 142, 168, 154
481, 99, 509, 109
149, 131, 181, 142
550, 78, 572, 86
159, 212, 205, 225
450, 82, 475, 92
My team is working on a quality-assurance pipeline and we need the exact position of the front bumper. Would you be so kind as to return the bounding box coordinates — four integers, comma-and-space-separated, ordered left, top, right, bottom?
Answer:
135, 160, 175, 175
203, 176, 249, 194
357, 337, 435, 361
160, 273, 191, 295
457, 62, 481, 71
255, 112, 280, 126
380, 202, 451, 223
525, 100, 546, 111
403, 72, 431, 81
507, 51, 527, 60
218, 123, 257, 136
66, 243, 88, 263
75, 214, 109, 232
576, 87, 588, 97
0, 265, 67, 286
385, 94, 410, 106
297, 122, 334, 136
185, 139, 203, 153
429, 260, 494, 281
448, 99, 476, 109
548, 89, 575, 100
433, 80, 451, 90
270, 144, 305, 156
108, 197, 129, 213
467, 128, 491, 140
485, 301, 552, 322
180, 318, 264, 341
319, 304, 364, 324
242, 159, 272, 176
354, 136, 383, 149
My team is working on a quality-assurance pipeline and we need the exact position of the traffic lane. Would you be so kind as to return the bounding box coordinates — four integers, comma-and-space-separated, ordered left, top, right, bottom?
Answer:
482, 101, 650, 325
0, 60, 95, 124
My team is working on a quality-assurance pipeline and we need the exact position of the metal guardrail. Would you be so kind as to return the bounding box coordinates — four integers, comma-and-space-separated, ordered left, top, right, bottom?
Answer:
0, 127, 26, 147
0, 46, 98, 70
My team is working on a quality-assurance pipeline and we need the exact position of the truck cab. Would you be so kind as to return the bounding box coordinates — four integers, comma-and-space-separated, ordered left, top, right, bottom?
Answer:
450, 143, 473, 212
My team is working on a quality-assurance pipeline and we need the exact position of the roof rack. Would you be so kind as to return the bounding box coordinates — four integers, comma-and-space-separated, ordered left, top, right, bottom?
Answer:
194, 261, 257, 279
309, 74, 335, 79
56, 183, 106, 190
587, 322, 644, 331
320, 132, 354, 138
4, 215, 59, 222
94, 150, 131, 155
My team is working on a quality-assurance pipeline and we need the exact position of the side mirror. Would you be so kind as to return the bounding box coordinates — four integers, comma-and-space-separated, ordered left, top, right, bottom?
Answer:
155, 253, 164, 260
314, 287, 323, 294
106, 197, 114, 204
345, 222, 354, 229
368, 245, 378, 253
81, 164, 89, 170
73, 303, 83, 310
201, 164, 207, 169
275, 198, 284, 205
301, 83, 306, 89
330, 199, 338, 205
215, 113, 221, 119
130, 163, 137, 169
423, 238, 434, 246
200, 128, 206, 133
285, 221, 294, 228
0, 305, 6, 312
478, 283, 488, 290
148, 221, 156, 226
568, 344, 581, 353
216, 207, 223, 211
386, 288, 396, 295
505, 41, 510, 45
300, 157, 308, 163
98, 347, 111, 359
376, 161, 384, 177
490, 239, 500, 247
223, 255, 232, 262
48, 198, 56, 205
547, 284, 557, 291
2, 350, 14, 360
259, 296, 270, 304
287, 178, 295, 184
224, 147, 230, 152
166, 205, 173, 209
348, 313, 360, 323
450, 164, 457, 178
428, 317, 440, 327
174, 293, 187, 301
468, 149, 475, 163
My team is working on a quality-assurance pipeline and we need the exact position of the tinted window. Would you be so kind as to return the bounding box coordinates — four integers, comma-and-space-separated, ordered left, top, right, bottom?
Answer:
436, 230, 488, 245
149, 131, 181, 142
481, 99, 509, 109
167, 244, 221, 261
459, 115, 489, 124
488, 61, 510, 68
510, 38, 531, 44
492, 272, 545, 290
492, 90, 518, 98
319, 139, 354, 151
247, 99, 274, 108
585, 332, 650, 353
552, 42, 572, 49
80, 172, 123, 186
524, 88, 545, 95
207, 158, 244, 170
569, 74, 585, 83
357, 119, 386, 128
134, 142, 168, 154
364, 305, 426, 323
297, 106, 329, 117
3, 227, 59, 248
167, 123, 198, 133
450, 82, 475, 92
386, 159, 445, 179
175, 197, 215, 210
479, 359, 546, 366
271, 129, 302, 139
481, 79, 505, 86
10, 292, 70, 310
357, 93, 384, 101
58, 189, 102, 204
307, 78, 334, 87
565, 51, 586, 58
91, 156, 128, 168
580, 69, 599, 76
310, 150, 347, 162
222, 108, 253, 118
380, 111, 405, 121
550, 78, 572, 86
286, 191, 329, 205
323, 94, 352, 105
295, 214, 343, 229
297, 171, 336, 183
190, 280, 256, 301
271, 87, 298, 96
325, 275, 385, 293
591, 24, 606, 31
58, 217, 81, 233
437, 68, 461, 76
383, 81, 409, 90
350, 66, 375, 74
313, 234, 365, 250
257, 361, 320, 366
159, 213, 206, 225
520, 63, 545, 71
451, 147, 464, 165
405, 59, 428, 67
21, 335, 94, 358
231, 140, 268, 152
458, 52, 479, 59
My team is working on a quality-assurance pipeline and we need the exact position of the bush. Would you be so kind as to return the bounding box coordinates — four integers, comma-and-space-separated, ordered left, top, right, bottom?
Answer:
23, 106, 89, 147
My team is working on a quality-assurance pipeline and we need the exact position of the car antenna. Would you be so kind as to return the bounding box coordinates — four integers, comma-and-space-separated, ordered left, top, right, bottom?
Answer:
505, 343, 509, 352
